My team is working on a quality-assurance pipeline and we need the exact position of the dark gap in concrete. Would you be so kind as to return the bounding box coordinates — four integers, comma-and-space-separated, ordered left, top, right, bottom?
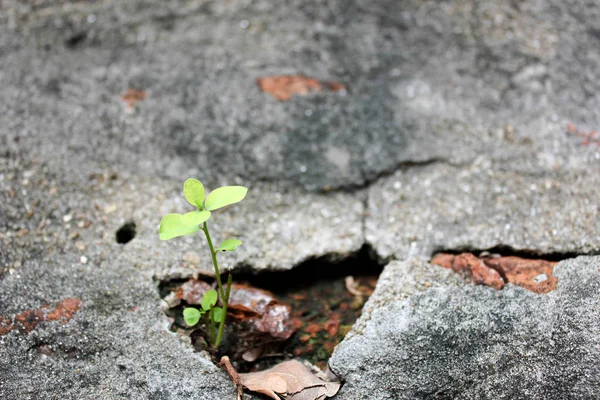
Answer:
158, 244, 386, 371
65, 32, 88, 48
431, 244, 595, 262
115, 221, 136, 244
234, 244, 384, 291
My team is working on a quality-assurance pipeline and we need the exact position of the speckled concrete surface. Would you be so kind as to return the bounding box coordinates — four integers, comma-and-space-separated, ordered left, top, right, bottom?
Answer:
1, 0, 599, 398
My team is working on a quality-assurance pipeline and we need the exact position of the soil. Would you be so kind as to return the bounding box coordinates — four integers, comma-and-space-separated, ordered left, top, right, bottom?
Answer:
160, 247, 383, 372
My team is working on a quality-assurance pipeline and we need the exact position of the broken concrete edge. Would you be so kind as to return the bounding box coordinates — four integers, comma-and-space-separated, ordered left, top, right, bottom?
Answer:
327, 253, 597, 371
327, 255, 600, 399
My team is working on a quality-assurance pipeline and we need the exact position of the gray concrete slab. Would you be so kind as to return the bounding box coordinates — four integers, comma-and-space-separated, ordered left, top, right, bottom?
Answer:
1, 0, 599, 398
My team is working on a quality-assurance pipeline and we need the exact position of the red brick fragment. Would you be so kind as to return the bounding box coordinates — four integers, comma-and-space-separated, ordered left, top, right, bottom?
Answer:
453, 253, 505, 290
483, 256, 557, 294
120, 88, 147, 108
431, 252, 558, 294
324, 315, 340, 336
566, 123, 600, 146
256, 75, 345, 101
0, 298, 82, 335
430, 253, 455, 269
305, 322, 321, 336
46, 298, 82, 323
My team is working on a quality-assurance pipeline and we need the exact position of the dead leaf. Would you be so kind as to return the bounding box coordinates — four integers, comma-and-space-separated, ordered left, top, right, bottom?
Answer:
228, 284, 298, 340
175, 279, 213, 304
242, 346, 263, 362
172, 280, 299, 361
236, 359, 341, 400
221, 356, 243, 400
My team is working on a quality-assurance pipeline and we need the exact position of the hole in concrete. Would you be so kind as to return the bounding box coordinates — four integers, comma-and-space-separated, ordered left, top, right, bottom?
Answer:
115, 221, 136, 244
159, 244, 385, 371
65, 31, 87, 48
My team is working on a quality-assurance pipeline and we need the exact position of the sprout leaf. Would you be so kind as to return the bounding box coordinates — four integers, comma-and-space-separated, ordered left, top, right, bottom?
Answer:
181, 210, 211, 227
183, 307, 202, 327
159, 213, 200, 240
211, 307, 223, 323
215, 239, 242, 252
204, 186, 248, 211
183, 178, 205, 208
202, 289, 218, 311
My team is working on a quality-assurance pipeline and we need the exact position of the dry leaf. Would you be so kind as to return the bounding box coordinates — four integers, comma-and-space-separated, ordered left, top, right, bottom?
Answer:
236, 360, 341, 400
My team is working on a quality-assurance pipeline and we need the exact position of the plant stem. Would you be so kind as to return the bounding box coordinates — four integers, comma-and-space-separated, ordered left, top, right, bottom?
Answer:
209, 307, 215, 344
202, 222, 226, 300
202, 222, 232, 349
215, 273, 232, 349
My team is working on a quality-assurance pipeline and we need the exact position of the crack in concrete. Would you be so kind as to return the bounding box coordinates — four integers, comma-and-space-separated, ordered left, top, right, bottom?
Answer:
430, 245, 599, 262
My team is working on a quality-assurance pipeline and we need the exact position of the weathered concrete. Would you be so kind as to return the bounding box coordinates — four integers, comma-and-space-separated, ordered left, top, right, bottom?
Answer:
330, 257, 600, 400
1, 0, 600, 398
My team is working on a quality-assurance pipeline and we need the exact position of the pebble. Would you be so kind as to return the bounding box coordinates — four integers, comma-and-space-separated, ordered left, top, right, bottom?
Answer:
182, 251, 201, 265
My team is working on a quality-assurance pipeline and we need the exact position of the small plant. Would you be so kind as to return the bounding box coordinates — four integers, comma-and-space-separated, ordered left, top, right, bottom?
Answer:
159, 178, 247, 350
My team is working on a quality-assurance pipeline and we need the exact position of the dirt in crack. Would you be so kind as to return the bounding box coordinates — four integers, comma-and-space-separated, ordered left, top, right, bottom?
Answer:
159, 245, 384, 372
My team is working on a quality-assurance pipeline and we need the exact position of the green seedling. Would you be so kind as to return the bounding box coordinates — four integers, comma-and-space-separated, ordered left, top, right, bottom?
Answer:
160, 178, 247, 349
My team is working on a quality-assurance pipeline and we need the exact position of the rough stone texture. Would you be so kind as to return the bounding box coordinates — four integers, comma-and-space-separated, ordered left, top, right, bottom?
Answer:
330, 257, 600, 399
1, 0, 600, 398
368, 162, 600, 260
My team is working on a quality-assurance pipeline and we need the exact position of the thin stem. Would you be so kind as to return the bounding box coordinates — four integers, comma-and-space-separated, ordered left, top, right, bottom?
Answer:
202, 221, 231, 349
209, 308, 215, 344
202, 222, 226, 300
215, 273, 232, 349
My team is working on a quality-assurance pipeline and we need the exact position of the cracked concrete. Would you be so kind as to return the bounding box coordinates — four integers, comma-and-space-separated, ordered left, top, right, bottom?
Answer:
1, 0, 600, 398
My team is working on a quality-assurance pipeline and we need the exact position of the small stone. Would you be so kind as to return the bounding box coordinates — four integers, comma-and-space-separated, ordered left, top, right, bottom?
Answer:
69, 232, 80, 240
75, 241, 86, 251
182, 251, 201, 265
63, 214, 73, 223
16, 229, 29, 238
104, 204, 117, 214
80, 256, 88, 264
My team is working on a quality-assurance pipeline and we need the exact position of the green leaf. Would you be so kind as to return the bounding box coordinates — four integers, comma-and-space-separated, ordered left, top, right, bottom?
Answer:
204, 186, 248, 211
183, 307, 201, 327
201, 289, 218, 311
183, 178, 205, 208
159, 213, 200, 240
215, 239, 242, 252
211, 307, 224, 323
181, 210, 211, 227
